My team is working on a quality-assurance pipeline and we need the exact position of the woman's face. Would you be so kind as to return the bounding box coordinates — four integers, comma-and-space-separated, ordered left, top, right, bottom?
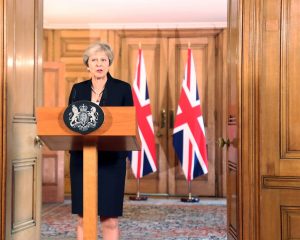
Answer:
88, 50, 110, 79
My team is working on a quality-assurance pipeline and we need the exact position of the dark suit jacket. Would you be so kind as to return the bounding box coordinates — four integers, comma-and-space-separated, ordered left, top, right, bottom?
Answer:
68, 72, 134, 160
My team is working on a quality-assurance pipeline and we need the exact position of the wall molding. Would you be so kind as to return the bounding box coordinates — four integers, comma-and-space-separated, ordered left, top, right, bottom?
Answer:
262, 176, 300, 190
281, 206, 300, 239
11, 158, 37, 233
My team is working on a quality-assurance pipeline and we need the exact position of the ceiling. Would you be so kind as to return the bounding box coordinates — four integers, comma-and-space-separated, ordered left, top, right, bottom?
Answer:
43, 0, 227, 29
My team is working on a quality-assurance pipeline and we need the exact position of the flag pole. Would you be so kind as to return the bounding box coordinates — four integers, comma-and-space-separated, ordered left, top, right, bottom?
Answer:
137, 177, 140, 198
129, 177, 147, 201
181, 180, 199, 202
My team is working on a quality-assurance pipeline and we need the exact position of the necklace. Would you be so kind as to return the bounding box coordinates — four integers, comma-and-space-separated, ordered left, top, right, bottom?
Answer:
91, 86, 104, 96
91, 85, 105, 102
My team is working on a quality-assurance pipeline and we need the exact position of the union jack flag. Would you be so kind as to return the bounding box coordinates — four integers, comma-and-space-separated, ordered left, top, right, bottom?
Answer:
129, 48, 157, 178
173, 48, 208, 181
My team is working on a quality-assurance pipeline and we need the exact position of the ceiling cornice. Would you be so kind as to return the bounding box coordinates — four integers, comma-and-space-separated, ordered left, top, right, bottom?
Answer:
43, 21, 227, 29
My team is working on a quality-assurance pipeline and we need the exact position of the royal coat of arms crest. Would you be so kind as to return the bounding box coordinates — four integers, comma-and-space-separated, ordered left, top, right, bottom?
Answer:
63, 100, 104, 134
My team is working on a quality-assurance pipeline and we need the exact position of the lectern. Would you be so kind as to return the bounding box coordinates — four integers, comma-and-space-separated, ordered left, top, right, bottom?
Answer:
36, 106, 140, 240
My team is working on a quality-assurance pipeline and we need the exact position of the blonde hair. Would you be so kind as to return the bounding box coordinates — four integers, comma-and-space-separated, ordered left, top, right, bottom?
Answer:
82, 42, 114, 67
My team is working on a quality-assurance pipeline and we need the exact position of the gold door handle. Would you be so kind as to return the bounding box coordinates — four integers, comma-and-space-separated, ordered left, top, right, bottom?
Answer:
156, 132, 163, 138
160, 109, 167, 128
34, 136, 44, 148
217, 137, 230, 148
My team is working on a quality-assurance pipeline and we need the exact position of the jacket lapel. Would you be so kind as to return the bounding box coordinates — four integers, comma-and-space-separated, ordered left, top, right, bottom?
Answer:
83, 80, 92, 102
100, 73, 113, 106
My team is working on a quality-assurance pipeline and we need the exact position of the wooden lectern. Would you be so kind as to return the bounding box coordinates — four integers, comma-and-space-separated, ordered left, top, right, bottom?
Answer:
36, 106, 140, 240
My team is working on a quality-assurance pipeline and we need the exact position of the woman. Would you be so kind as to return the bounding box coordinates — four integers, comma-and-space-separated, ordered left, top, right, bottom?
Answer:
68, 42, 133, 240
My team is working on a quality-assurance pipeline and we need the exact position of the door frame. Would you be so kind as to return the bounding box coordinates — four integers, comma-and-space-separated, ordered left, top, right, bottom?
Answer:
0, 1, 262, 240
238, 0, 260, 238
1, 0, 6, 238
0, 54, 5, 240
